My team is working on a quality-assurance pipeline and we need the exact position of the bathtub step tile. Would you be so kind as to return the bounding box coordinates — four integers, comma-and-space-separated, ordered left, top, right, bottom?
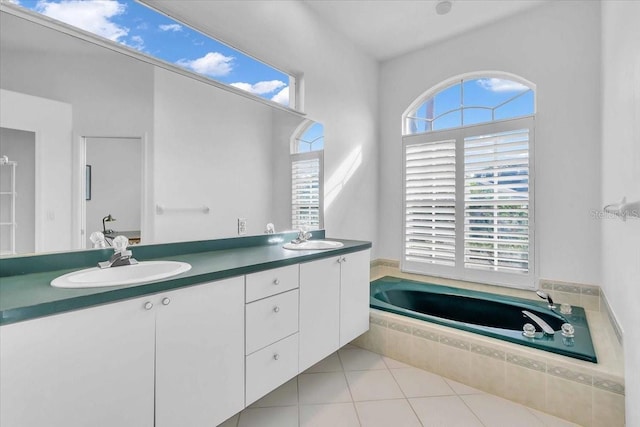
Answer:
344, 370, 404, 401
409, 396, 484, 427
462, 394, 545, 427
338, 348, 387, 371
390, 367, 455, 398
354, 399, 421, 427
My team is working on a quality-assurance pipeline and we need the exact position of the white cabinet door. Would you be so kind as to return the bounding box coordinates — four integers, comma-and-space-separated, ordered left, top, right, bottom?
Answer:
298, 256, 341, 372
155, 277, 245, 427
0, 297, 155, 427
339, 249, 371, 346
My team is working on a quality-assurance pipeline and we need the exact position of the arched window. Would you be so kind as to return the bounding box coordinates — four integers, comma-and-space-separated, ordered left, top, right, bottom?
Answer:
291, 121, 324, 230
402, 73, 535, 289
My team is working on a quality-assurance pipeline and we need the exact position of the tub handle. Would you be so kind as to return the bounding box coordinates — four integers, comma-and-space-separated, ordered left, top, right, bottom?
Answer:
522, 310, 555, 336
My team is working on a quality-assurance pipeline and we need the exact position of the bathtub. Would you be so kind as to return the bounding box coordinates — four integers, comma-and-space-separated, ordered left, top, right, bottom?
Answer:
370, 276, 597, 363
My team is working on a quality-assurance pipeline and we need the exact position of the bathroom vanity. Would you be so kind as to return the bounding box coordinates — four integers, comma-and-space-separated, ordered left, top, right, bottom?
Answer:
0, 234, 371, 427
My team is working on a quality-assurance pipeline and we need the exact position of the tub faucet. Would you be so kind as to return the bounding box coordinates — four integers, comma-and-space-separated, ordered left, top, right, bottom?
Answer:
522, 310, 555, 336
98, 235, 138, 269
536, 290, 556, 310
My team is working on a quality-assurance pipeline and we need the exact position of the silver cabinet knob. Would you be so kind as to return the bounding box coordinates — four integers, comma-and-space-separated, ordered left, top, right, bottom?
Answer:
162, 297, 171, 306
337, 257, 342, 264
273, 354, 280, 361
144, 302, 153, 310
273, 278, 280, 285
342, 256, 347, 263
273, 306, 280, 313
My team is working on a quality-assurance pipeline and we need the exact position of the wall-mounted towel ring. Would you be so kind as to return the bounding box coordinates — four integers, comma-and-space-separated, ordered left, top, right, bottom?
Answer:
603, 197, 640, 221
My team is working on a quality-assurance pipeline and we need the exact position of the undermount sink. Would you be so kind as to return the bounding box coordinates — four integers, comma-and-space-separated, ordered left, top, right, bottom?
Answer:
282, 240, 344, 250
51, 261, 192, 289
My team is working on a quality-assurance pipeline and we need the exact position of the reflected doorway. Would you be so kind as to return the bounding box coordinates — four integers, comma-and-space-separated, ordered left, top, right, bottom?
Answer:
84, 137, 142, 248
0, 127, 35, 254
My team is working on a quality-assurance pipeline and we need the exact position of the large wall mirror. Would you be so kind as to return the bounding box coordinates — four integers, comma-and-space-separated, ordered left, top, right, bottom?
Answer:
0, 7, 321, 256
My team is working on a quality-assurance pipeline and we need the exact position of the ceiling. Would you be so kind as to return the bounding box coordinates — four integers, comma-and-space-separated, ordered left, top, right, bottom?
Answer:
302, 0, 548, 61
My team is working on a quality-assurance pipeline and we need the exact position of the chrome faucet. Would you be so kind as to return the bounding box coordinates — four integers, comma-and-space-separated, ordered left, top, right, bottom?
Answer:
98, 235, 138, 269
291, 228, 312, 244
536, 290, 556, 310
522, 310, 555, 336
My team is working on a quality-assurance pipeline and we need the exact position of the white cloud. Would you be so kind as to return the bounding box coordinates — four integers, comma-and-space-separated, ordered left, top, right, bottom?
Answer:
176, 52, 234, 77
35, 0, 129, 42
128, 35, 144, 50
271, 86, 289, 105
6, 0, 21, 4
477, 78, 528, 93
230, 80, 286, 95
159, 23, 182, 32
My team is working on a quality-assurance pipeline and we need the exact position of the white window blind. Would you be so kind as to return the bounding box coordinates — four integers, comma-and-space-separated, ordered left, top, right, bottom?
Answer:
291, 152, 323, 230
464, 129, 530, 274
402, 117, 535, 289
405, 140, 456, 267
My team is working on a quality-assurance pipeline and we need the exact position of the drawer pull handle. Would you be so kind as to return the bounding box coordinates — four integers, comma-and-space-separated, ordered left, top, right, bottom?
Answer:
273, 354, 280, 361
273, 278, 280, 285
144, 302, 153, 310
162, 297, 171, 306
273, 306, 280, 313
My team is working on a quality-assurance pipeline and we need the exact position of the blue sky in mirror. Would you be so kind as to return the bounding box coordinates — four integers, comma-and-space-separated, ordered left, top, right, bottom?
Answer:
14, 0, 291, 106
297, 122, 324, 153
410, 78, 534, 133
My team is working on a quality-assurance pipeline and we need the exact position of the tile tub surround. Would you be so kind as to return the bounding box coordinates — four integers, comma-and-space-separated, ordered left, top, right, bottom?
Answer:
357, 263, 625, 426
217, 345, 580, 427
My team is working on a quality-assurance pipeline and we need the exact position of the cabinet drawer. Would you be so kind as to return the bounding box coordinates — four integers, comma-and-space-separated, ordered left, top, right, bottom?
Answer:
246, 289, 299, 354
245, 333, 299, 406
246, 265, 298, 303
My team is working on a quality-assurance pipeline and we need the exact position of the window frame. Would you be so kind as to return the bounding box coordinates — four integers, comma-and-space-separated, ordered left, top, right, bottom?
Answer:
290, 120, 324, 231
402, 115, 536, 290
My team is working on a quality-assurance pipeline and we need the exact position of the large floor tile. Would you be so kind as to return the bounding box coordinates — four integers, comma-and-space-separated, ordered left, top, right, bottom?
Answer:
338, 347, 387, 371
249, 378, 298, 408
345, 369, 404, 401
444, 378, 485, 395
355, 399, 421, 427
303, 352, 343, 374
390, 367, 455, 397
409, 395, 484, 427
461, 394, 544, 427
529, 408, 582, 427
237, 406, 298, 427
382, 355, 412, 369
299, 403, 360, 427
298, 372, 352, 404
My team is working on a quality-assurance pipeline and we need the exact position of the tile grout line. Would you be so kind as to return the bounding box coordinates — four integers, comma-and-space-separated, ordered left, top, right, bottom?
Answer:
336, 349, 363, 427
383, 357, 427, 427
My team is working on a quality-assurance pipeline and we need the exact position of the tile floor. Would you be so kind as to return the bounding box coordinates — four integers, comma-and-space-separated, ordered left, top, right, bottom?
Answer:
218, 345, 579, 427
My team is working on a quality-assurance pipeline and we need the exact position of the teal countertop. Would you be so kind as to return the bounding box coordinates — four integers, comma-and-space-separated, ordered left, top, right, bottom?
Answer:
0, 236, 371, 326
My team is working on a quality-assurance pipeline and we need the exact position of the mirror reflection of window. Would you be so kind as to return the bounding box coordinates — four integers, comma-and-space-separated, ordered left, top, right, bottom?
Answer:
291, 122, 324, 230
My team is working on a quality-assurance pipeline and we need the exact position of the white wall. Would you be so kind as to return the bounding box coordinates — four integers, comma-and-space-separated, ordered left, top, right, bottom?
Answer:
378, 1, 602, 285
0, 89, 72, 254
145, 0, 380, 250
600, 1, 640, 424
153, 67, 275, 241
